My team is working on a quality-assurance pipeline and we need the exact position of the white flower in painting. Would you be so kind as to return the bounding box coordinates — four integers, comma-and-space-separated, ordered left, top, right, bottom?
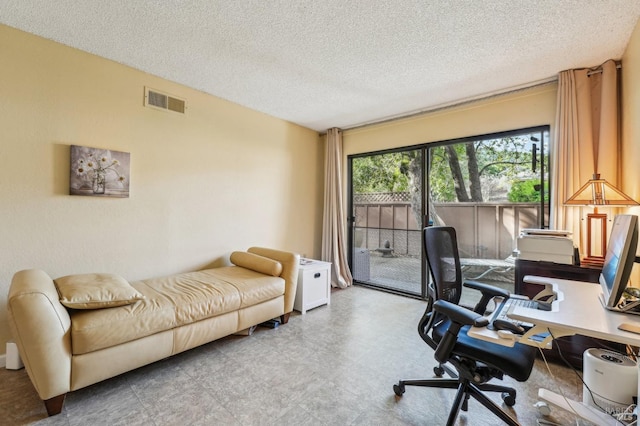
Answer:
75, 165, 87, 177
99, 151, 112, 167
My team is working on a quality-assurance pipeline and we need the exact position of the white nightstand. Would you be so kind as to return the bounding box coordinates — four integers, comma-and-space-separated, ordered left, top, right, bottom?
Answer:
294, 259, 332, 314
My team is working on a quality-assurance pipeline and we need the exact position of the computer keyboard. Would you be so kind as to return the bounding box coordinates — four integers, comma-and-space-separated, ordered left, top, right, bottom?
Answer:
490, 298, 538, 330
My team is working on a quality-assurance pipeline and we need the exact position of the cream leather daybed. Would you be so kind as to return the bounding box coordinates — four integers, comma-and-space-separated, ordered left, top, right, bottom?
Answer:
7, 247, 299, 416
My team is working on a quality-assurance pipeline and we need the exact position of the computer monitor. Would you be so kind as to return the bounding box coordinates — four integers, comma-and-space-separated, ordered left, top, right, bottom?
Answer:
600, 214, 639, 310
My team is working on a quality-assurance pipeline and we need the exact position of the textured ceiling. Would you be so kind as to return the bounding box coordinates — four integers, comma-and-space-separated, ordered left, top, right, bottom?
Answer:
1, 1, 640, 131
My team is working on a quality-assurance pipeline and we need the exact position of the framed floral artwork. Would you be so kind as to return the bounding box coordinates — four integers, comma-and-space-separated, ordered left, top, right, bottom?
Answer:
70, 145, 130, 197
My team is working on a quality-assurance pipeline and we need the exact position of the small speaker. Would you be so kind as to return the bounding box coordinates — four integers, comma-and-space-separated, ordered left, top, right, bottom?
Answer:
6, 341, 24, 370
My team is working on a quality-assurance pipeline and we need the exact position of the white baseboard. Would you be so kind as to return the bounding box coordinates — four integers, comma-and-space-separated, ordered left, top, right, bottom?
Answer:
0, 354, 6, 369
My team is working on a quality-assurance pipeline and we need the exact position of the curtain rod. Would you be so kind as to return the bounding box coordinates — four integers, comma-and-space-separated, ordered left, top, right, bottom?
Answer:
340, 77, 557, 132
587, 62, 622, 76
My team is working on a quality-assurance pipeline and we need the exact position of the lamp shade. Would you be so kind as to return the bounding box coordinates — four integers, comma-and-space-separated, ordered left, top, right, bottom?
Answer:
565, 174, 639, 206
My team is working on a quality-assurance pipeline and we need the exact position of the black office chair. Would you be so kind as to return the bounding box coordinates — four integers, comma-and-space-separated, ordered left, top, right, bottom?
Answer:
393, 226, 538, 426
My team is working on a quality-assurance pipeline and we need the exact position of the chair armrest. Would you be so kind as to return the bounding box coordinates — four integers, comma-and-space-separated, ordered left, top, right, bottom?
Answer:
433, 300, 489, 328
463, 279, 510, 315
432, 300, 489, 364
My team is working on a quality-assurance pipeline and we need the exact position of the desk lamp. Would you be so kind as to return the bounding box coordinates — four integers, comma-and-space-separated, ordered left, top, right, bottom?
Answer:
565, 173, 639, 266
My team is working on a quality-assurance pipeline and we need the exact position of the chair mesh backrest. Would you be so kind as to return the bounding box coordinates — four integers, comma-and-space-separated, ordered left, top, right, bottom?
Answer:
424, 226, 462, 305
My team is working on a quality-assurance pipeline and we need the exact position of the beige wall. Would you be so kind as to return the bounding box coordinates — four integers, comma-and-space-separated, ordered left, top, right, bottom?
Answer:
342, 84, 557, 156
622, 18, 640, 284
0, 25, 323, 353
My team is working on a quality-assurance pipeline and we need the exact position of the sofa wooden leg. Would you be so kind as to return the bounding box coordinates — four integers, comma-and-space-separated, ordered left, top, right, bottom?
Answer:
44, 394, 66, 416
280, 313, 291, 324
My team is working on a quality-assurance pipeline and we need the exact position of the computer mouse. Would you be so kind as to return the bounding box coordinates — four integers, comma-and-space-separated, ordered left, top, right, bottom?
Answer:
492, 319, 525, 335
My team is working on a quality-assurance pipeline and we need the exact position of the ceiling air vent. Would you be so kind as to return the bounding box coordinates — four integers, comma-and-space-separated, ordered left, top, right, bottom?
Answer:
144, 87, 186, 114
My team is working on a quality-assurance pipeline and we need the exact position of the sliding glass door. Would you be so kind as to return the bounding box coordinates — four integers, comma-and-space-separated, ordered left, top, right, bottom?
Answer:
348, 126, 549, 300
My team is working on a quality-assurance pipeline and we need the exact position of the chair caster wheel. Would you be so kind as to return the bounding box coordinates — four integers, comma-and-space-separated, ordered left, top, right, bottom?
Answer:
502, 392, 516, 406
393, 383, 405, 396
434, 366, 445, 377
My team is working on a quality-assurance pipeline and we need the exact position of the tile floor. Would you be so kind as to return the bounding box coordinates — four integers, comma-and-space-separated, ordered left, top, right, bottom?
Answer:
1, 286, 599, 425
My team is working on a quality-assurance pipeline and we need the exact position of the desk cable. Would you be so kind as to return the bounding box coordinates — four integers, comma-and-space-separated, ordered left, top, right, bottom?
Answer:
538, 329, 635, 425
536, 345, 582, 425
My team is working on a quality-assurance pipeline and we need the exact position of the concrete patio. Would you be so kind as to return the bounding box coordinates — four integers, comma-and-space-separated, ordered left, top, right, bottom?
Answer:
358, 251, 515, 305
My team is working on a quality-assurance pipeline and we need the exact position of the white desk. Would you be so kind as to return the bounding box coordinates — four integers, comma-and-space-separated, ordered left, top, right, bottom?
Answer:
470, 276, 640, 348
511, 276, 640, 348
502, 276, 640, 425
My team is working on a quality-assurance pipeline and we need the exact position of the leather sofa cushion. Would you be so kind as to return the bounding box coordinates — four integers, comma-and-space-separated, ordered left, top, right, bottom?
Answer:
55, 273, 145, 309
230, 251, 283, 277
69, 267, 285, 355
208, 266, 285, 308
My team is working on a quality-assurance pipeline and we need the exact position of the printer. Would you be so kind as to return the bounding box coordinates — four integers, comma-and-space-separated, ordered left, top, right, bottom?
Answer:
516, 229, 576, 265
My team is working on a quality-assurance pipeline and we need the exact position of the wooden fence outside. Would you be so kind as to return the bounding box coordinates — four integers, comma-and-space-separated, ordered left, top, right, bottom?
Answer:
353, 198, 548, 260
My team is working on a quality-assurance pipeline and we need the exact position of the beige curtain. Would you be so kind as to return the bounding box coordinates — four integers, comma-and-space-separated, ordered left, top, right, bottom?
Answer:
551, 60, 620, 254
322, 128, 353, 288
